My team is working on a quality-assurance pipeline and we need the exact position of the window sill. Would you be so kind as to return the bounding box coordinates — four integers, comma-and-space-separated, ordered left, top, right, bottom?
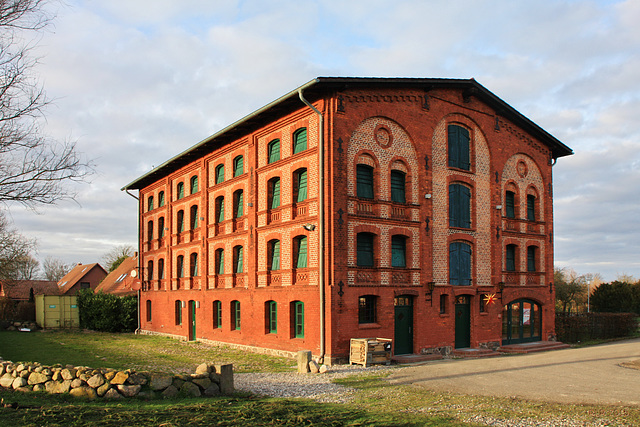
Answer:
358, 322, 381, 329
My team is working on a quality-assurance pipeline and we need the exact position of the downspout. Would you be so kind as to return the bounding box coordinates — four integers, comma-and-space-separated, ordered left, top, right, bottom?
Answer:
298, 88, 325, 363
125, 189, 142, 334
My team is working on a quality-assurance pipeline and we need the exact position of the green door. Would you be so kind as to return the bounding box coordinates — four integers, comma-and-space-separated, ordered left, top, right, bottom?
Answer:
188, 300, 196, 341
455, 295, 471, 348
394, 296, 413, 355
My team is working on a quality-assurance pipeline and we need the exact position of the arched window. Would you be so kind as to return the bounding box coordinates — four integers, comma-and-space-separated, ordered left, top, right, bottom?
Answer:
147, 220, 154, 241
449, 242, 472, 286
233, 245, 244, 273
146, 300, 152, 322
390, 170, 406, 203
231, 300, 241, 330
147, 260, 154, 281
234, 190, 244, 218
527, 246, 537, 272
215, 196, 225, 223
177, 210, 185, 233
293, 168, 307, 203
158, 191, 165, 207
268, 177, 280, 209
356, 164, 374, 199
448, 124, 470, 170
293, 236, 307, 268
190, 252, 198, 276
506, 244, 517, 272
212, 300, 222, 329
505, 190, 516, 219
233, 155, 244, 177
268, 239, 280, 271
391, 235, 407, 268
266, 300, 277, 334
357, 233, 375, 267
293, 128, 307, 154
527, 194, 537, 221
449, 183, 471, 228
358, 295, 377, 324
176, 182, 184, 199
190, 175, 198, 194
176, 255, 184, 278
215, 248, 224, 275
158, 217, 165, 238
147, 196, 154, 211
157, 258, 164, 280
174, 300, 182, 325
268, 139, 280, 163
215, 164, 225, 184
190, 205, 199, 230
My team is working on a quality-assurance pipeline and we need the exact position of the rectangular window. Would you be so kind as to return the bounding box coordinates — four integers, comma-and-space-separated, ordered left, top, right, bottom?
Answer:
293, 301, 304, 338
506, 191, 515, 219
232, 301, 240, 330
527, 195, 536, 221
449, 183, 471, 228
391, 235, 406, 268
527, 246, 536, 272
449, 242, 472, 286
233, 156, 244, 177
293, 128, 307, 154
269, 178, 280, 209
213, 301, 221, 329
146, 300, 152, 322
390, 171, 406, 203
448, 124, 470, 170
357, 233, 374, 267
295, 169, 307, 203
267, 301, 277, 334
158, 258, 164, 280
356, 164, 374, 199
235, 191, 243, 218
506, 245, 516, 272
479, 294, 486, 313
440, 294, 448, 314
268, 139, 280, 163
358, 296, 377, 324
175, 300, 182, 325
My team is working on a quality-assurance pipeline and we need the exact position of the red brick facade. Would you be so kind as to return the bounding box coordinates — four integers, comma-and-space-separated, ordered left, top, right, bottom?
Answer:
124, 78, 572, 362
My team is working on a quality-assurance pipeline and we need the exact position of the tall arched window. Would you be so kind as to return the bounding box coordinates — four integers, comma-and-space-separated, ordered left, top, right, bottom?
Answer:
215, 196, 225, 223
268, 139, 280, 163
506, 190, 516, 219
176, 255, 184, 278
158, 217, 165, 238
449, 183, 471, 228
506, 244, 517, 272
215, 248, 224, 275
268, 177, 280, 209
158, 191, 165, 207
293, 168, 307, 203
527, 246, 537, 272
147, 260, 154, 281
356, 164, 374, 199
356, 233, 375, 267
190, 253, 198, 276
190, 205, 199, 230
448, 124, 470, 170
268, 240, 280, 271
233, 245, 244, 273
234, 190, 244, 218
390, 170, 406, 203
527, 194, 537, 221
147, 196, 154, 211
157, 258, 164, 280
177, 210, 185, 233
293, 236, 308, 269
190, 175, 198, 194
233, 155, 244, 177
391, 235, 407, 268
215, 164, 225, 184
176, 182, 184, 199
147, 220, 154, 241
293, 128, 307, 154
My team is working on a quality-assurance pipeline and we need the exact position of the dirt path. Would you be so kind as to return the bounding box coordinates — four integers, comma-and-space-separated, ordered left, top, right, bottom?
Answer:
387, 338, 640, 406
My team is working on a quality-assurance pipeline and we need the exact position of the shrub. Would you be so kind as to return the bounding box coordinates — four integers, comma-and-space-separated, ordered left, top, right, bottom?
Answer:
0, 297, 15, 321
590, 281, 640, 315
77, 289, 137, 332
556, 312, 637, 343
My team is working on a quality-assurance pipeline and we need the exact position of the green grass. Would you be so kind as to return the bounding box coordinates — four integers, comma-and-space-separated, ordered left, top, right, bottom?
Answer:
0, 330, 293, 373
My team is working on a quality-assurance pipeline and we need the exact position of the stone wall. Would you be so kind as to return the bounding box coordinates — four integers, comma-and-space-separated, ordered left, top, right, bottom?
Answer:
0, 359, 233, 399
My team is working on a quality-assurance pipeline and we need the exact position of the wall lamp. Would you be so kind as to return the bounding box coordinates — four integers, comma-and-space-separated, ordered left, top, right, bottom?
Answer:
497, 281, 505, 299
303, 223, 316, 231
425, 281, 436, 306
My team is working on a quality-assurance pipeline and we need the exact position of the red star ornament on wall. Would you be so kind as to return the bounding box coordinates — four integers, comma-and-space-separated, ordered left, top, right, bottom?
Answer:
484, 293, 497, 305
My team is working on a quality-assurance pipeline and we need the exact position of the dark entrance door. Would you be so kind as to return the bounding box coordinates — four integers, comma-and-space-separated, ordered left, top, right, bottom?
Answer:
502, 299, 542, 344
394, 295, 413, 355
455, 295, 471, 348
188, 300, 196, 341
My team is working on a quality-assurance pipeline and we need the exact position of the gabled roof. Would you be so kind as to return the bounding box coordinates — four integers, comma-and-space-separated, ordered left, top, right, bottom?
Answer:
0, 280, 59, 300
95, 256, 139, 296
57, 263, 107, 294
122, 77, 573, 191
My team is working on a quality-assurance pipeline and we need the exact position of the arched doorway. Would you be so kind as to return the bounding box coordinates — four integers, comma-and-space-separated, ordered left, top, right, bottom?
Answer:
394, 295, 413, 355
502, 299, 541, 344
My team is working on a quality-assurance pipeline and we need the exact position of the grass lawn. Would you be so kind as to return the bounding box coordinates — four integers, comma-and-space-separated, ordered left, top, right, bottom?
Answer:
1, 330, 638, 426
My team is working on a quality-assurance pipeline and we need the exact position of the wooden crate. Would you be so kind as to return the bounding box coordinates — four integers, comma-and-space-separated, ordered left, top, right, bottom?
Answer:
349, 338, 392, 367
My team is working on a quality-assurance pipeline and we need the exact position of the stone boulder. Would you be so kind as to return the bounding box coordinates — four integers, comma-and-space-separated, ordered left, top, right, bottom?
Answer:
104, 388, 123, 399
45, 380, 71, 394
28, 372, 50, 385
180, 381, 201, 397
12, 377, 27, 389
162, 385, 179, 398
116, 384, 141, 397
150, 374, 173, 391
87, 374, 105, 389
69, 386, 97, 399
110, 371, 129, 385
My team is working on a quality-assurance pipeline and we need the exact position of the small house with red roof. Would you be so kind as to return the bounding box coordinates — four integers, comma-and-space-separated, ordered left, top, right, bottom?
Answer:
95, 255, 140, 296
0, 280, 59, 302
57, 263, 108, 295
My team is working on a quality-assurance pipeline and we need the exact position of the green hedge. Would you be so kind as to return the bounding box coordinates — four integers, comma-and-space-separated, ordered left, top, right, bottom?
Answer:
556, 312, 637, 343
77, 289, 137, 332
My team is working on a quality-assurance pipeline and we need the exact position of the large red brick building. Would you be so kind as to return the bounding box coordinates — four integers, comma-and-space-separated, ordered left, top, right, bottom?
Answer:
123, 77, 572, 362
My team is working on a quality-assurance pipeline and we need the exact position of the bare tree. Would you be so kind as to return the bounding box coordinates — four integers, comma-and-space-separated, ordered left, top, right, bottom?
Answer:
12, 253, 39, 279
103, 245, 134, 272
0, 210, 35, 280
41, 255, 70, 281
0, 0, 92, 208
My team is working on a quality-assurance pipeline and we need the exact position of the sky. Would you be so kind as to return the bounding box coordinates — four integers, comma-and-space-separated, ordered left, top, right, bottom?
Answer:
6, 0, 640, 281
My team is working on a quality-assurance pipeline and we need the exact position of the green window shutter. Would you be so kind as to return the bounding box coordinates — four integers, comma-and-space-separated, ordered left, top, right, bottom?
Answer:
235, 191, 243, 217
217, 250, 224, 275
450, 242, 471, 285
506, 191, 515, 218
296, 236, 308, 268
190, 205, 198, 229
158, 259, 164, 280
296, 170, 307, 202
158, 217, 165, 238
527, 246, 536, 272
191, 254, 198, 276
357, 233, 374, 267
269, 301, 277, 334
527, 195, 536, 221
234, 301, 241, 330
270, 240, 280, 271
448, 125, 470, 170
190, 176, 198, 194
295, 302, 304, 338
449, 184, 470, 228
270, 179, 280, 209
268, 139, 280, 163
215, 165, 224, 184
234, 156, 244, 177
177, 183, 184, 199
293, 128, 307, 154
177, 210, 184, 233
158, 191, 165, 207
390, 171, 406, 203
391, 235, 406, 268
506, 245, 516, 272
235, 246, 243, 273
214, 301, 221, 328
217, 198, 225, 223
177, 256, 184, 278
148, 196, 154, 211
356, 165, 374, 199
461, 185, 471, 228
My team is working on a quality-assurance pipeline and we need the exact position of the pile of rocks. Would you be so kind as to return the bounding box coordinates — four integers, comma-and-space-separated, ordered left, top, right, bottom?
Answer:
296, 350, 329, 374
2, 321, 38, 331
0, 360, 233, 399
